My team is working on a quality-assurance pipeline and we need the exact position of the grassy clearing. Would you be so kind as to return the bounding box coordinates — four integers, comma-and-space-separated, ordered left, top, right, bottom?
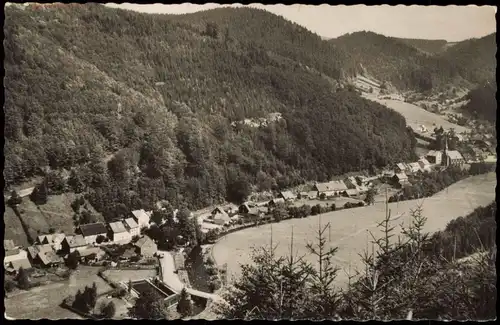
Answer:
4, 206, 30, 247
14, 192, 106, 240
363, 94, 469, 133
102, 269, 158, 284
212, 173, 496, 287
4, 266, 112, 320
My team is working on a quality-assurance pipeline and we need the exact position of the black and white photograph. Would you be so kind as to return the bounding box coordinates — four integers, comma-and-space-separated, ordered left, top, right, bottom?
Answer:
3, 2, 496, 320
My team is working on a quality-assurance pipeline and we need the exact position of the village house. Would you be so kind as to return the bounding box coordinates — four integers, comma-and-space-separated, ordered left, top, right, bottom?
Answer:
443, 150, 465, 167
131, 209, 152, 229
343, 189, 359, 197
279, 191, 297, 202
426, 150, 443, 165
36, 233, 66, 252
299, 191, 318, 199
343, 176, 358, 189
79, 222, 108, 245
124, 218, 140, 237
394, 163, 409, 174
27, 244, 53, 264
268, 198, 285, 206
407, 162, 422, 174
314, 180, 348, 198
5, 258, 32, 275
4, 240, 31, 274
392, 173, 409, 187
239, 203, 266, 218
37, 250, 64, 268
207, 207, 231, 226
109, 221, 132, 243
61, 235, 88, 254
78, 247, 106, 264
418, 157, 432, 172
134, 236, 157, 257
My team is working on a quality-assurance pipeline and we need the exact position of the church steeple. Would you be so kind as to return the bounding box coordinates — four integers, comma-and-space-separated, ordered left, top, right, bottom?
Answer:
442, 133, 449, 167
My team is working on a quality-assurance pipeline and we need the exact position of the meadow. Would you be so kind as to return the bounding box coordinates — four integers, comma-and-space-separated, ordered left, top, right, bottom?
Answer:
4, 266, 112, 320
212, 172, 496, 287
362, 94, 469, 134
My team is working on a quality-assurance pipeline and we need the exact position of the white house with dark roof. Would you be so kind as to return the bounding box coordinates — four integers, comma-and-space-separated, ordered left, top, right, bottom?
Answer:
61, 235, 88, 254
314, 180, 348, 197
109, 221, 132, 243
393, 173, 409, 186
124, 218, 140, 237
279, 191, 296, 201
36, 233, 66, 252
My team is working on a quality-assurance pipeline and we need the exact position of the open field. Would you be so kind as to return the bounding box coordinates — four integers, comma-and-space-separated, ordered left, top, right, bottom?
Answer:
13, 192, 106, 241
362, 94, 469, 134
103, 268, 157, 284
4, 206, 31, 247
5, 266, 112, 320
212, 173, 496, 287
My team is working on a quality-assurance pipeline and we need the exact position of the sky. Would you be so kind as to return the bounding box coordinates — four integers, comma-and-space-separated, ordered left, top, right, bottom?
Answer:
104, 3, 496, 42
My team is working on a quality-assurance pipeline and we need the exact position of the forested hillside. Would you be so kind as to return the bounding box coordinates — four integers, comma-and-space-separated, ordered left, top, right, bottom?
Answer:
4, 4, 415, 220
438, 33, 497, 86
395, 37, 449, 54
461, 80, 497, 123
331, 31, 496, 92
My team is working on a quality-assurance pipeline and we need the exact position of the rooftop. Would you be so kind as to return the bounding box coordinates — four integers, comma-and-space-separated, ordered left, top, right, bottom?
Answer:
6, 258, 32, 271
79, 222, 108, 237
109, 221, 128, 233
124, 217, 139, 229
134, 236, 154, 248
66, 235, 87, 248
315, 180, 348, 192
280, 191, 296, 200
446, 150, 464, 160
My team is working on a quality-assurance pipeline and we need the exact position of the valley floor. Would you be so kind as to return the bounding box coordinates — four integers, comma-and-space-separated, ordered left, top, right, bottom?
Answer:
212, 172, 496, 287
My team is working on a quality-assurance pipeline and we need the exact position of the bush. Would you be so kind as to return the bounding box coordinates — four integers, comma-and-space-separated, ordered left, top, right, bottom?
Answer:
5, 279, 17, 293
357, 202, 364, 207
206, 265, 218, 276
208, 278, 222, 292
330, 204, 336, 211
101, 301, 116, 318
344, 202, 353, 209
112, 287, 127, 298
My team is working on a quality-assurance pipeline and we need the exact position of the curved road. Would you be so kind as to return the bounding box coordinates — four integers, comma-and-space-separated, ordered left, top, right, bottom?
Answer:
212, 173, 496, 287
158, 250, 221, 302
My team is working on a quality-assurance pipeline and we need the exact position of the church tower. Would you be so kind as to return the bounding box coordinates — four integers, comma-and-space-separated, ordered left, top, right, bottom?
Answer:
442, 134, 449, 167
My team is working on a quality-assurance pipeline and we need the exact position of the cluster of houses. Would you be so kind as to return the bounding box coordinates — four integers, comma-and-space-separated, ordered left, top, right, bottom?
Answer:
200, 178, 375, 229
392, 137, 469, 186
3, 209, 155, 275
230, 112, 283, 128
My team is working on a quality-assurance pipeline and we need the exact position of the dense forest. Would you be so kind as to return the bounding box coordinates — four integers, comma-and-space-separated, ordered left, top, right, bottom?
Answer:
461, 80, 497, 123
4, 4, 415, 219
331, 31, 496, 92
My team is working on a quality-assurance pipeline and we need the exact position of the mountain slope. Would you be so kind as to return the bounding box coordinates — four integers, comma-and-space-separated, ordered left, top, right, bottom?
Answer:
461, 80, 497, 123
4, 4, 415, 220
394, 38, 449, 55
331, 31, 495, 92
438, 33, 497, 85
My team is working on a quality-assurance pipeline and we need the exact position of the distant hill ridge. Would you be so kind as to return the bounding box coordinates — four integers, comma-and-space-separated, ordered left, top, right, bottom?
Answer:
331, 31, 496, 92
